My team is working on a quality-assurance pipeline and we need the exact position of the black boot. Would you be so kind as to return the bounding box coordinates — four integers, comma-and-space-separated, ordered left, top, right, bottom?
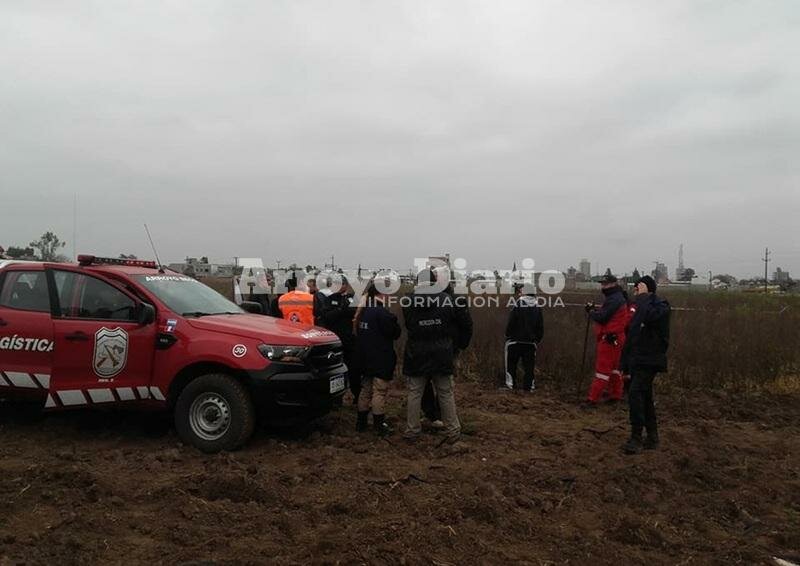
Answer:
644, 426, 659, 450
373, 414, 393, 436
356, 411, 369, 432
623, 428, 644, 455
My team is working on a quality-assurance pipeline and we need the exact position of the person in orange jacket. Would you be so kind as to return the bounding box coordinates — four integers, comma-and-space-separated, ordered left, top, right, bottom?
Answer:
277, 275, 315, 325
584, 274, 630, 405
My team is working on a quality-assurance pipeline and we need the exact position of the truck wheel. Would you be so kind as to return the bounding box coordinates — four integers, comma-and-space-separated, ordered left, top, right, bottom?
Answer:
174, 373, 255, 453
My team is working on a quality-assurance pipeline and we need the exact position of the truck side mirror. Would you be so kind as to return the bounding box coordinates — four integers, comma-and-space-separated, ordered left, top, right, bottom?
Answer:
138, 303, 156, 325
240, 301, 263, 315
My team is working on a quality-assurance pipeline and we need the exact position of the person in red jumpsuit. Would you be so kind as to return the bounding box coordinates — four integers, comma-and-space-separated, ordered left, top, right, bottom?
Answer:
584, 274, 630, 405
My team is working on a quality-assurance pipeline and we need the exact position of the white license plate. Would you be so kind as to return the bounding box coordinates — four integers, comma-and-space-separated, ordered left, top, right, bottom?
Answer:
330, 375, 346, 394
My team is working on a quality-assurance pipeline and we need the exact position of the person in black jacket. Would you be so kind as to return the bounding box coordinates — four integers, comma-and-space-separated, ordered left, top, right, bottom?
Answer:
421, 281, 471, 426
402, 270, 473, 443
319, 277, 360, 401
504, 284, 544, 391
305, 275, 327, 325
355, 284, 402, 435
234, 269, 272, 315
620, 275, 671, 455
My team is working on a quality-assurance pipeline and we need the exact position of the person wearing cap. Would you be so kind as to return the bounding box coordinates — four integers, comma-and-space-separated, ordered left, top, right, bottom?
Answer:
583, 274, 630, 406
620, 275, 671, 454
504, 283, 544, 391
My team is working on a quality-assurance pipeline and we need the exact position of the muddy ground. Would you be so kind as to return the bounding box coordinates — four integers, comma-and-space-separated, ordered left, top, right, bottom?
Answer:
0, 383, 798, 565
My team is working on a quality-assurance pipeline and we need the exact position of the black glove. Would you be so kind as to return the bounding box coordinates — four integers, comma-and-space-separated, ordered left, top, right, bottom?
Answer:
584, 302, 596, 314
603, 333, 618, 345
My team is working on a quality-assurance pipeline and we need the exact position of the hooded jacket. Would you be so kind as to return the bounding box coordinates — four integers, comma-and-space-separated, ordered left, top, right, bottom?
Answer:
505, 295, 544, 343
620, 293, 671, 373
402, 291, 473, 377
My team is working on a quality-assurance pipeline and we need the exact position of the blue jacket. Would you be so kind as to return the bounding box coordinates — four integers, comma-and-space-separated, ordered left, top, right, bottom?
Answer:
589, 287, 627, 325
356, 304, 401, 379
621, 293, 671, 373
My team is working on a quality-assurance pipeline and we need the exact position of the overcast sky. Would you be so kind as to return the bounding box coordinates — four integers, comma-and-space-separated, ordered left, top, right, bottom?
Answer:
1, 1, 798, 278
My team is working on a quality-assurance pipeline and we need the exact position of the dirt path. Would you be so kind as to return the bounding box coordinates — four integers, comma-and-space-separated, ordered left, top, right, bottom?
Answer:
1, 384, 798, 565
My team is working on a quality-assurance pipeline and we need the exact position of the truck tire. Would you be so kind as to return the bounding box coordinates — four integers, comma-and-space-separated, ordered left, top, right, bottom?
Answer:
174, 373, 255, 453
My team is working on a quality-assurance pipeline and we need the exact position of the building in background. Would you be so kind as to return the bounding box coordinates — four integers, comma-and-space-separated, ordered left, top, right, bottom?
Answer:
773, 267, 791, 284
652, 261, 669, 283
426, 254, 451, 269
578, 258, 591, 281
167, 257, 236, 278
564, 266, 578, 290
675, 243, 687, 281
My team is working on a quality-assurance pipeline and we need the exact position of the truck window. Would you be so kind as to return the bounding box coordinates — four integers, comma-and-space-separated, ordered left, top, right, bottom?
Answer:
0, 271, 50, 312
134, 274, 243, 316
54, 271, 137, 321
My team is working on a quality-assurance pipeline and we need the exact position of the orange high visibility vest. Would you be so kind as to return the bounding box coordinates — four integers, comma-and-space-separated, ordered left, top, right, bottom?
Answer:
278, 291, 315, 325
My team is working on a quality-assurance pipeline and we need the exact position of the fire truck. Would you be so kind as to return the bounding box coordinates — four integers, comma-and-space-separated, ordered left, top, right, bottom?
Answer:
0, 255, 348, 452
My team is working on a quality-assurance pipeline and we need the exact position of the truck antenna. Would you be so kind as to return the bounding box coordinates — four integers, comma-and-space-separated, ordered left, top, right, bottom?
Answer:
144, 224, 165, 273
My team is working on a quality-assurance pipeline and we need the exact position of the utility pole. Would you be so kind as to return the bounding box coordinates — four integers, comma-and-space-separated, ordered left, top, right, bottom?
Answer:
708, 270, 712, 291
72, 193, 77, 260
762, 247, 771, 294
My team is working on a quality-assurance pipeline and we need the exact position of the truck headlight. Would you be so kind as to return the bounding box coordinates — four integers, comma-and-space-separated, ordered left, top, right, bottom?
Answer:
258, 344, 309, 363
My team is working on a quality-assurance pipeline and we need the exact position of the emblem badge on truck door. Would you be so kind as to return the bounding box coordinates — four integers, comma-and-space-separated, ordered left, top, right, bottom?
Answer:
93, 327, 129, 379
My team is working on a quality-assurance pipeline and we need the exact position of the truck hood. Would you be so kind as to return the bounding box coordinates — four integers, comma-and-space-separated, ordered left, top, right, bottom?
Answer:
185, 314, 339, 346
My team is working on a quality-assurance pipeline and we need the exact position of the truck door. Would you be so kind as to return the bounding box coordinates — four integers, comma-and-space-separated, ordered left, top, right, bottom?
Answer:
48, 269, 158, 408
0, 268, 54, 399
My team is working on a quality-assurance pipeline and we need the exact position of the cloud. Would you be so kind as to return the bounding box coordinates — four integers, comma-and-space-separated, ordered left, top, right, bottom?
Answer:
1, 0, 798, 277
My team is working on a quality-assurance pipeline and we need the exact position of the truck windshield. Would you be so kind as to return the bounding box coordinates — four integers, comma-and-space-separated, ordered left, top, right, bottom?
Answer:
134, 275, 243, 317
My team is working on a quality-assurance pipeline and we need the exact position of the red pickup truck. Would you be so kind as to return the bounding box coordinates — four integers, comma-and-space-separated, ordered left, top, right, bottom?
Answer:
0, 256, 348, 452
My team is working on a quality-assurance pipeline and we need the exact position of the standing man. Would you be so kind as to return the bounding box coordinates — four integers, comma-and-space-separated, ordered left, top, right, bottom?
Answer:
319, 276, 359, 401
305, 274, 327, 325
277, 276, 315, 325
356, 283, 402, 435
421, 280, 471, 427
584, 274, 630, 405
247, 269, 272, 315
402, 269, 472, 444
504, 283, 544, 391
621, 275, 671, 454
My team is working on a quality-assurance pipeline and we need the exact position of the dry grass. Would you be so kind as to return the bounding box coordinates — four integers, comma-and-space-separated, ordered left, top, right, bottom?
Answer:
203, 277, 800, 395
464, 290, 800, 396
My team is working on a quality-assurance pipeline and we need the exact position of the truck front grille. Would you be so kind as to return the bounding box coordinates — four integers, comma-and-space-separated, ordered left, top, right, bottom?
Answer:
306, 342, 344, 372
